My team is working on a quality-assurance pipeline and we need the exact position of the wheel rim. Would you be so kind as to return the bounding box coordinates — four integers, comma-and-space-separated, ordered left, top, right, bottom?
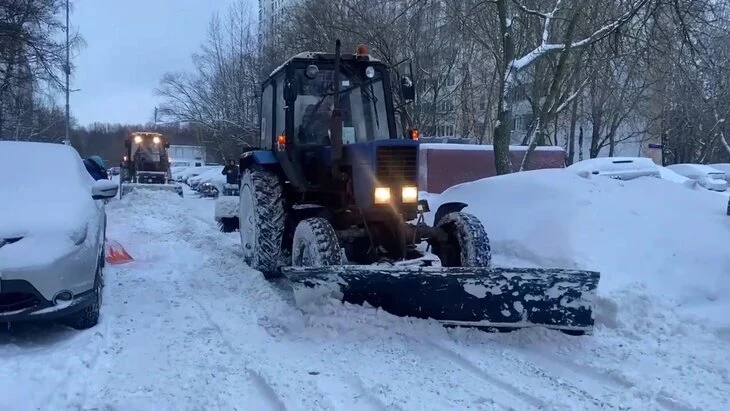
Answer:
294, 242, 312, 266
239, 183, 255, 262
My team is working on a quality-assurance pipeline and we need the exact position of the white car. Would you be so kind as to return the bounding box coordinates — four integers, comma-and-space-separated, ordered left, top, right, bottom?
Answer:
666, 164, 728, 192
567, 157, 661, 181
708, 164, 730, 184
0, 141, 118, 329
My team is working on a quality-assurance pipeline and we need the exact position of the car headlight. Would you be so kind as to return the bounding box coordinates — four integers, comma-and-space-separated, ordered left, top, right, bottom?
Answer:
374, 187, 391, 204
69, 224, 88, 246
153, 136, 160, 144
402, 186, 418, 203
134, 135, 142, 143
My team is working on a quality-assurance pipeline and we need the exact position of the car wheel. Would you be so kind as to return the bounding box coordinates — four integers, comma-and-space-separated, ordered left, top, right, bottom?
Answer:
63, 265, 102, 330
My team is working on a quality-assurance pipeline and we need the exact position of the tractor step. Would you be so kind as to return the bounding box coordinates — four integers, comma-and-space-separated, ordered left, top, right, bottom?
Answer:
281, 265, 600, 334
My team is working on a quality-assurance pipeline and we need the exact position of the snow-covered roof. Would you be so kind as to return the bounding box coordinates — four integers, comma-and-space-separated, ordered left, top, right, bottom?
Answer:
666, 163, 725, 177
269, 52, 383, 77
567, 157, 658, 172
419, 143, 564, 152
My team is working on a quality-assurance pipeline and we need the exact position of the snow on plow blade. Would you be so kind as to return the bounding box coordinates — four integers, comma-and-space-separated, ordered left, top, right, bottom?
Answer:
120, 183, 183, 198
281, 266, 601, 334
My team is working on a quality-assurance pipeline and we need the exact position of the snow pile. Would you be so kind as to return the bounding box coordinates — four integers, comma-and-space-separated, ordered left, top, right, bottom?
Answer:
214, 196, 238, 219
427, 169, 730, 328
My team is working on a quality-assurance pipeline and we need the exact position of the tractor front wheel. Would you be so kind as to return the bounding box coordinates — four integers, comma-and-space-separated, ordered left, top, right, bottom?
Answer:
432, 212, 491, 268
239, 167, 285, 277
291, 217, 343, 267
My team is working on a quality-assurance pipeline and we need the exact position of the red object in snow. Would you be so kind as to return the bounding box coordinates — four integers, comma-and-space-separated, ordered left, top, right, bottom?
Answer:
105, 239, 133, 265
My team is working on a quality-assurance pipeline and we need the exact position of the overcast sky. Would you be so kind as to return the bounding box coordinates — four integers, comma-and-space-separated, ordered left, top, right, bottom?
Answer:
70, 0, 238, 126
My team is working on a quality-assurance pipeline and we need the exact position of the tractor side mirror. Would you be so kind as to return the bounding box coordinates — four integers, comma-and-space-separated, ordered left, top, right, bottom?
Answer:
401, 76, 415, 103
284, 79, 297, 103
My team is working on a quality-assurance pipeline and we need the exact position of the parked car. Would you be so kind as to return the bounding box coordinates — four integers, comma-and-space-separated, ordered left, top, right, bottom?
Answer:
666, 163, 728, 192
0, 141, 118, 329
708, 163, 730, 184
567, 157, 661, 181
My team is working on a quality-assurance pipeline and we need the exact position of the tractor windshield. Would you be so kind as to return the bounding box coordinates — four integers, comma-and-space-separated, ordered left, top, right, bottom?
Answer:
293, 65, 389, 145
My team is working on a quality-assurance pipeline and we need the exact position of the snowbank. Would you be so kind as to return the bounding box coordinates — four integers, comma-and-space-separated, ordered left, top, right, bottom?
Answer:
214, 196, 238, 219
426, 169, 730, 328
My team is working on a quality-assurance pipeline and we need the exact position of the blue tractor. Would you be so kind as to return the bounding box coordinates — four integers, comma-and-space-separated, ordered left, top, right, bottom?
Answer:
238, 41, 600, 334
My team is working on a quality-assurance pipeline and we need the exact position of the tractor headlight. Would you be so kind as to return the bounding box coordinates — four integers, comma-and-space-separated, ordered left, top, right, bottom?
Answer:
134, 135, 143, 143
374, 187, 391, 204
153, 136, 160, 144
402, 186, 418, 203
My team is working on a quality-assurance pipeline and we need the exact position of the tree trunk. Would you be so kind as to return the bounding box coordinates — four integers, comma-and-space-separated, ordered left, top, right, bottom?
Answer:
567, 95, 579, 165
578, 126, 584, 161
493, 0, 515, 175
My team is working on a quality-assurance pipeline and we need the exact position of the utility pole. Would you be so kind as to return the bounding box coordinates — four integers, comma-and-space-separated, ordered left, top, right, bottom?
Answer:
63, 0, 71, 145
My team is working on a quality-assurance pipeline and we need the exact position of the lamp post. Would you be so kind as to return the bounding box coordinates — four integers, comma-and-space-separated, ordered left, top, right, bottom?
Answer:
63, 0, 70, 145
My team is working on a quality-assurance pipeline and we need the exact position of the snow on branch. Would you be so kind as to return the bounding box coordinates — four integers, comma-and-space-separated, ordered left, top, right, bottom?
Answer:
509, 0, 649, 72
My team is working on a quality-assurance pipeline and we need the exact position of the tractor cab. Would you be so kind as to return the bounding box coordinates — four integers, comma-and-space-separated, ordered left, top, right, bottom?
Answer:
122, 132, 171, 184
259, 44, 418, 213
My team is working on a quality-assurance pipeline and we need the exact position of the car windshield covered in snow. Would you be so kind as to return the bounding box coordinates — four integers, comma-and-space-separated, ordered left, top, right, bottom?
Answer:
292, 65, 389, 144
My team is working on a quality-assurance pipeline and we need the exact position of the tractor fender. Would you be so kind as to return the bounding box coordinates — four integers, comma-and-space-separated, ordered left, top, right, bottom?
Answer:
433, 201, 468, 226
239, 150, 284, 178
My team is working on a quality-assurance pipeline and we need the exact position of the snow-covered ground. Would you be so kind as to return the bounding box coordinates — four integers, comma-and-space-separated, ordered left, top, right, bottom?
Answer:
2, 171, 729, 410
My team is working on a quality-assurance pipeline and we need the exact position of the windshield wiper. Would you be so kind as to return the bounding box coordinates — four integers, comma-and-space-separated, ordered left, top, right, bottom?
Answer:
338, 65, 380, 129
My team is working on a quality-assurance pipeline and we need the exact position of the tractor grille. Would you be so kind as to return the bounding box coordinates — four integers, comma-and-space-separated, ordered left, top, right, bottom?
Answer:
375, 146, 418, 184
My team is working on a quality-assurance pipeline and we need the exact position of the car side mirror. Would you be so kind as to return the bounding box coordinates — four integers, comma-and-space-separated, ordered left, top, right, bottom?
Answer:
92, 179, 118, 200
401, 76, 415, 103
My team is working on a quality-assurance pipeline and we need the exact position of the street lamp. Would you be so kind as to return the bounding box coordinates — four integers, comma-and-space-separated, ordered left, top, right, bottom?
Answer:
63, 0, 71, 145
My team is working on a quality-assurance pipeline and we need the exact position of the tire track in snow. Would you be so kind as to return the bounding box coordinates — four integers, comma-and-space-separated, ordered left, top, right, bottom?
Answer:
509, 347, 700, 411
442, 340, 633, 410
411, 339, 548, 410
187, 295, 288, 411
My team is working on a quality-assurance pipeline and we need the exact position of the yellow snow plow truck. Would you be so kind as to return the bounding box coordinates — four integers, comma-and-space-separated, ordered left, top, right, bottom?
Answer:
119, 132, 183, 199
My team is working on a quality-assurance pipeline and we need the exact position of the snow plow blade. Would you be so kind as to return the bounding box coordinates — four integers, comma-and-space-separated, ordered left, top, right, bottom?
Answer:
120, 183, 183, 199
281, 266, 600, 333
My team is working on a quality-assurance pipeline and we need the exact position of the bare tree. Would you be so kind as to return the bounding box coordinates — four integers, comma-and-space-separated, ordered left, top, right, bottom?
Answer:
156, 0, 261, 160
452, 0, 652, 174
0, 0, 83, 141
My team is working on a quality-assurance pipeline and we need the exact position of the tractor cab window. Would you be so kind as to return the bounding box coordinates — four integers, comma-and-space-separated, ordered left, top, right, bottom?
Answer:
293, 65, 389, 145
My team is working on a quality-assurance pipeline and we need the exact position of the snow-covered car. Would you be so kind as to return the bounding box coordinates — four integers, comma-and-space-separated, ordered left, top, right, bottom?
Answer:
708, 163, 730, 184
188, 166, 224, 191
0, 141, 118, 329
178, 165, 214, 184
666, 163, 728, 192
567, 157, 661, 181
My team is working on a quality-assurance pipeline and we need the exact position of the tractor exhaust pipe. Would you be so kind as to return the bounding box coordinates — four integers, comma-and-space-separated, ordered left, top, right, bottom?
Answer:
330, 39, 343, 175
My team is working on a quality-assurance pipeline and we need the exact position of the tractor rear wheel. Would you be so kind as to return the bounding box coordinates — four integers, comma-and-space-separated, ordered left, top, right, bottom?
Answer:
432, 212, 491, 268
239, 167, 285, 277
291, 217, 343, 266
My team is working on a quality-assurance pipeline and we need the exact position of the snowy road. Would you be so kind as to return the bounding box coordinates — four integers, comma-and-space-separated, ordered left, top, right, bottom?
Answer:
1, 187, 728, 410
